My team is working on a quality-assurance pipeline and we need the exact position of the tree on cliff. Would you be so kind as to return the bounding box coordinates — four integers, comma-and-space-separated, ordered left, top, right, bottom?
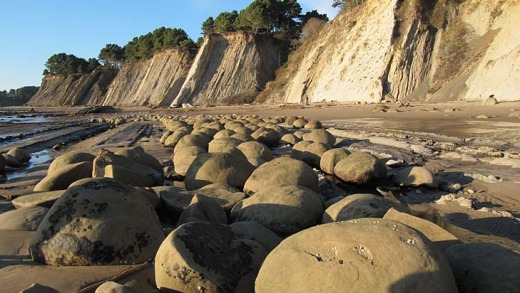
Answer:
237, 0, 302, 35
99, 44, 124, 68
123, 27, 197, 61
202, 17, 215, 35
44, 53, 97, 76
213, 11, 239, 34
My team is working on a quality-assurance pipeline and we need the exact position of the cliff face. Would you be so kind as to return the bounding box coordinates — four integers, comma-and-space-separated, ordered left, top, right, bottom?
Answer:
262, 0, 520, 103
102, 49, 192, 107
28, 69, 117, 106
171, 33, 288, 106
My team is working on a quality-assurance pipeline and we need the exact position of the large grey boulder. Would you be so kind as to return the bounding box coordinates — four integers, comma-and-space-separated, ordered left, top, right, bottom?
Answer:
47, 151, 95, 174
184, 152, 255, 191
256, 219, 457, 293
302, 129, 336, 147
334, 152, 387, 185
243, 157, 319, 196
115, 146, 162, 173
7, 147, 31, 164
177, 194, 227, 226
230, 185, 323, 237
34, 161, 93, 192
30, 178, 164, 266
320, 148, 351, 174
155, 222, 267, 293
173, 146, 206, 176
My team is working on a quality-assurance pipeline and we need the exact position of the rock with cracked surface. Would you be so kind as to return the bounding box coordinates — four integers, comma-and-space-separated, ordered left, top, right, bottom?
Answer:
256, 219, 457, 293
155, 221, 267, 293
30, 178, 164, 266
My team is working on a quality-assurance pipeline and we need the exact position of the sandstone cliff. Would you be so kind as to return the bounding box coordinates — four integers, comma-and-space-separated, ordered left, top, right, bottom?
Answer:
261, 0, 520, 103
171, 33, 288, 106
102, 49, 192, 107
28, 69, 117, 106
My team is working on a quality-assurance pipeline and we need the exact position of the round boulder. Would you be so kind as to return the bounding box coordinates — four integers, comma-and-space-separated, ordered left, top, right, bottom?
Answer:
174, 134, 211, 154
322, 193, 405, 223
47, 151, 95, 174
300, 142, 330, 169
34, 161, 93, 192
320, 148, 351, 174
184, 152, 255, 191
237, 141, 274, 167
155, 222, 267, 292
280, 133, 300, 145
7, 147, 31, 164
334, 152, 387, 185
208, 137, 242, 154
177, 194, 227, 226
292, 118, 308, 129
115, 146, 162, 173
393, 166, 437, 187
304, 120, 323, 129
30, 178, 164, 266
251, 128, 281, 147
173, 146, 206, 177
302, 129, 336, 147
229, 221, 282, 252
444, 243, 520, 293
244, 157, 319, 196
0, 205, 49, 231
230, 185, 323, 237
196, 183, 247, 212
256, 219, 457, 293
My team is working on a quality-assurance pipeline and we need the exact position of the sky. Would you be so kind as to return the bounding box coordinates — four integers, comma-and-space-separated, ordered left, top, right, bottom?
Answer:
0, 0, 339, 91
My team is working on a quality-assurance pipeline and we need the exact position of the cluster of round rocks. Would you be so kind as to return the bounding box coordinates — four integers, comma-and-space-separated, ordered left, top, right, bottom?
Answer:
1, 147, 32, 181
6, 113, 519, 293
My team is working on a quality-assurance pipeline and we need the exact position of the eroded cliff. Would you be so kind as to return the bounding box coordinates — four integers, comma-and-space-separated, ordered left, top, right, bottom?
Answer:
28, 69, 117, 106
171, 33, 288, 106
261, 0, 520, 103
102, 49, 192, 107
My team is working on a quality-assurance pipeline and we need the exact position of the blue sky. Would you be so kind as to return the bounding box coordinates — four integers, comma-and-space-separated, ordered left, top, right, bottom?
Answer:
0, 0, 338, 91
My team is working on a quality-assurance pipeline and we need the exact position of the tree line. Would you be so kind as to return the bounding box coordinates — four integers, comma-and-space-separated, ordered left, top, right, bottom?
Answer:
43, 0, 329, 77
0, 86, 39, 101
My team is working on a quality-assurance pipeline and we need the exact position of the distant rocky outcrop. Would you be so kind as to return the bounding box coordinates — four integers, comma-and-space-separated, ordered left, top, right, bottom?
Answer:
28, 68, 117, 106
260, 0, 520, 103
102, 49, 192, 107
171, 33, 288, 107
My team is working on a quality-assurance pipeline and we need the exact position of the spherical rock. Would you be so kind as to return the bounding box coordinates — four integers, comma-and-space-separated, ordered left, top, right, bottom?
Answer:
320, 148, 351, 174
290, 141, 313, 160
164, 120, 188, 132
155, 222, 267, 293
7, 147, 31, 164
255, 219, 457, 293
285, 116, 298, 126
334, 152, 387, 185
392, 166, 437, 187
177, 194, 227, 226
322, 193, 405, 223
304, 120, 322, 129
195, 183, 247, 212
0, 205, 49, 231
292, 118, 308, 129
445, 243, 520, 293
163, 128, 190, 148
237, 141, 274, 167
30, 178, 164, 266
230, 185, 323, 236
34, 161, 93, 192
251, 128, 281, 147
243, 157, 319, 196
300, 142, 330, 168
213, 129, 235, 139
280, 133, 300, 145
302, 129, 336, 147
47, 151, 95, 174
185, 152, 255, 191
173, 146, 206, 177
174, 134, 211, 154
208, 137, 242, 154
3, 153, 21, 167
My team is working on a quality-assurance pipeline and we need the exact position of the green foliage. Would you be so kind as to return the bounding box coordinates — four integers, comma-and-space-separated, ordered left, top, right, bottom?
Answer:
214, 10, 239, 34
300, 10, 329, 24
0, 86, 39, 103
99, 44, 124, 68
44, 53, 98, 76
123, 27, 197, 62
202, 17, 215, 35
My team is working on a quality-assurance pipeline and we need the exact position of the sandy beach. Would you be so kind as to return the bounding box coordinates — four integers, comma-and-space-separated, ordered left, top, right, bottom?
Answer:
1, 101, 519, 292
